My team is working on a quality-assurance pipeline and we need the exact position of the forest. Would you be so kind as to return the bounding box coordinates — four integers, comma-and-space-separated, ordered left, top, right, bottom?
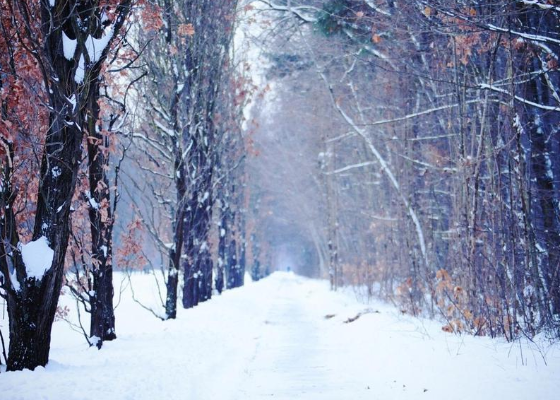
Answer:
0, 1, 559, 398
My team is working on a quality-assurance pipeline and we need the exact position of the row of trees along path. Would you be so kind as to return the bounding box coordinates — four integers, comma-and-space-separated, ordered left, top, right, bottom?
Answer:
0, 0, 247, 372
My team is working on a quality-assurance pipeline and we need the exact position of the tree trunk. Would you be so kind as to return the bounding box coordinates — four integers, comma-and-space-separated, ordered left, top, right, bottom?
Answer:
165, 253, 180, 319
90, 265, 116, 345
518, 9, 560, 323
165, 151, 186, 319
227, 238, 242, 289
216, 212, 227, 294
86, 79, 116, 346
7, 97, 83, 370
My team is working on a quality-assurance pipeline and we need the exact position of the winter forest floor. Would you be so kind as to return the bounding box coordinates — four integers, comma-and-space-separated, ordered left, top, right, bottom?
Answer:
1, 272, 560, 400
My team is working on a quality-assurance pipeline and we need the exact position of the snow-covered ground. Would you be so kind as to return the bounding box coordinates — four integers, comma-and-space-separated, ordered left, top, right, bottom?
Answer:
1, 272, 559, 399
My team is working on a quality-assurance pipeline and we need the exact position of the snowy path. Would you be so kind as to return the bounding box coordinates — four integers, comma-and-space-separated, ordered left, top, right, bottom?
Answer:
1, 272, 560, 400
236, 278, 364, 399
